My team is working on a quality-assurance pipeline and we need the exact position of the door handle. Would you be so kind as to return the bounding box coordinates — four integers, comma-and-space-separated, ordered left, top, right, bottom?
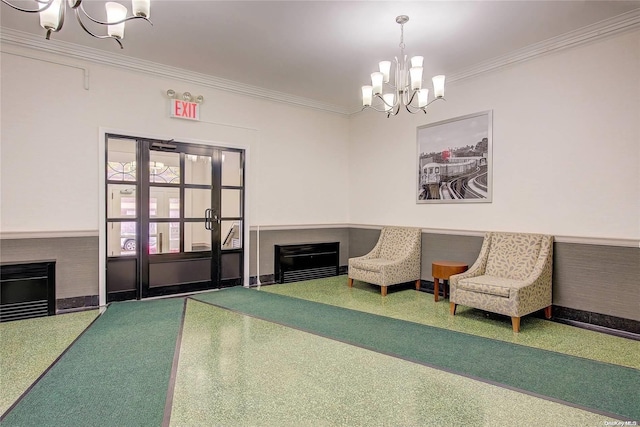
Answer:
213, 213, 221, 224
204, 208, 212, 230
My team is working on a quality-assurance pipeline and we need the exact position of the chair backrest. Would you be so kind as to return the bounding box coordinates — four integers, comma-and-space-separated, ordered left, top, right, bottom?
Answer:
484, 232, 549, 280
378, 227, 421, 260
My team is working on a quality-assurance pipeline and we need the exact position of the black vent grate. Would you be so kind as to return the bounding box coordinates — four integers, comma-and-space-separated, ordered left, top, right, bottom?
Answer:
275, 243, 339, 284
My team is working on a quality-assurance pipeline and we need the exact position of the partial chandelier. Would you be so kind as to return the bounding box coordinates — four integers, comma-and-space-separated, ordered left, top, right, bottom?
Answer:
1, 0, 152, 49
361, 15, 445, 117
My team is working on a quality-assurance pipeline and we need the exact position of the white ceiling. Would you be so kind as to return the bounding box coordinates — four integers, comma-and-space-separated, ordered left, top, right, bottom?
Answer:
2, 1, 639, 112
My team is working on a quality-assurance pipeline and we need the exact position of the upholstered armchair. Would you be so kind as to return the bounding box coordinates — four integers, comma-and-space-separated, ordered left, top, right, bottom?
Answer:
348, 227, 422, 296
449, 232, 554, 332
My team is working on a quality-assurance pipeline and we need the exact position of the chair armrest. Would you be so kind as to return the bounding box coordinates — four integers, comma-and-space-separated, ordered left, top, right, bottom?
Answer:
510, 236, 554, 312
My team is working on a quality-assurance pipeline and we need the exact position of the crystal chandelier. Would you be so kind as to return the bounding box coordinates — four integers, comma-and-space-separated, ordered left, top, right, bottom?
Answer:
361, 15, 445, 117
1, 0, 152, 49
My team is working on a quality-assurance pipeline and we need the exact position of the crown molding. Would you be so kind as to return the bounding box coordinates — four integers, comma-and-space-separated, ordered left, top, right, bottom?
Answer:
446, 8, 640, 84
2, 9, 639, 117
0, 27, 351, 116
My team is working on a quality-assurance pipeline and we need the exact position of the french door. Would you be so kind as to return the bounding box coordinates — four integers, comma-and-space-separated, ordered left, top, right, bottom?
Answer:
105, 135, 244, 301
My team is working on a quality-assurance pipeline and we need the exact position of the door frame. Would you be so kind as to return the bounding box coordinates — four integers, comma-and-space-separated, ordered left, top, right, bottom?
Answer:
98, 127, 253, 306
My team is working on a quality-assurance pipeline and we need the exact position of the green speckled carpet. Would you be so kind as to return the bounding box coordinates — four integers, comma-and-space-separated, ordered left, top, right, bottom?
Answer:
193, 287, 640, 421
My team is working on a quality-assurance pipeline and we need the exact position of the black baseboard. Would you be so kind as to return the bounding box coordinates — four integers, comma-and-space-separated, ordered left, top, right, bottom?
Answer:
552, 306, 639, 339
57, 295, 99, 312
417, 280, 639, 339
250, 274, 276, 286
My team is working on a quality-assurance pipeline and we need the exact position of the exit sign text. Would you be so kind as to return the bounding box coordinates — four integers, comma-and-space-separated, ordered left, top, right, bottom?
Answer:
170, 99, 200, 121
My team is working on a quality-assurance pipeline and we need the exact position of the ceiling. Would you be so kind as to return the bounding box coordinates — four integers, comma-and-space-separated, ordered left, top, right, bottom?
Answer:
2, 1, 639, 112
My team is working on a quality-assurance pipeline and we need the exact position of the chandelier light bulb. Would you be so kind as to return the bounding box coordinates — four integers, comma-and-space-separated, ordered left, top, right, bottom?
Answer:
417, 89, 429, 107
371, 72, 384, 95
132, 0, 150, 18
382, 93, 395, 112
362, 86, 373, 107
378, 61, 391, 83
410, 67, 423, 90
39, 0, 63, 30
432, 75, 446, 98
105, 2, 127, 39
411, 56, 424, 68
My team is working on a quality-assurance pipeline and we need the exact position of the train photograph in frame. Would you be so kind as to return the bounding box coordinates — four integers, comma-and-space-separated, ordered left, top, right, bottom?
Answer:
417, 111, 493, 203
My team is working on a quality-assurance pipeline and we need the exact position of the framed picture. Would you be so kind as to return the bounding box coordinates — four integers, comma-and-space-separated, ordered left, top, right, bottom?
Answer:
417, 110, 493, 203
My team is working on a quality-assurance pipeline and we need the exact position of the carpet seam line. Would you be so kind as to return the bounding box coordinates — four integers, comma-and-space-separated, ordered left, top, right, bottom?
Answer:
162, 297, 188, 427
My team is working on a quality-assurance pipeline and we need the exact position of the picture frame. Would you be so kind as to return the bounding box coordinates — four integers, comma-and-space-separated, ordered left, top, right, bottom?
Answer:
416, 110, 493, 203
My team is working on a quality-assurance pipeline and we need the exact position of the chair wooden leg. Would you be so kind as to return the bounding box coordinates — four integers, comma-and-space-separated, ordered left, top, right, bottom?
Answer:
348, 277, 353, 288
511, 317, 521, 333
449, 302, 456, 315
381, 286, 387, 297
415, 279, 421, 290
544, 305, 552, 319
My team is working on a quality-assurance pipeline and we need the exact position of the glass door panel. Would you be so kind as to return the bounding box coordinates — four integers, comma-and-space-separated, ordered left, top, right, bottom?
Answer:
150, 187, 180, 218
150, 222, 179, 254
221, 220, 242, 250
107, 184, 136, 218
150, 152, 180, 184
185, 223, 211, 252
221, 151, 243, 186
107, 139, 137, 182
221, 189, 242, 217
185, 188, 211, 218
185, 155, 212, 185
107, 221, 138, 257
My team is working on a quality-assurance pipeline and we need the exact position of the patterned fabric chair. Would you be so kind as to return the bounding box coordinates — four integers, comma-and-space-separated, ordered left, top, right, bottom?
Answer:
348, 227, 422, 296
449, 232, 554, 332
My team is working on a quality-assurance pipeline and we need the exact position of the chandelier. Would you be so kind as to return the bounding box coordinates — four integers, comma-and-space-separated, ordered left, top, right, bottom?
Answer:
1, 0, 152, 49
361, 15, 445, 117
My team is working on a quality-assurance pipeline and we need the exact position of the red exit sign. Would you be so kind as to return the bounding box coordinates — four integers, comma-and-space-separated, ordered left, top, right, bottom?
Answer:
170, 99, 200, 121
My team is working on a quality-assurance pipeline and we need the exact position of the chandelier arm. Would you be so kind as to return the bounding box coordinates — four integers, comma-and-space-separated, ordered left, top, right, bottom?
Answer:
363, 105, 394, 114
407, 90, 417, 105
1, 0, 54, 13
403, 96, 447, 114
77, 2, 153, 27
377, 93, 397, 109
426, 97, 446, 107
74, 8, 123, 49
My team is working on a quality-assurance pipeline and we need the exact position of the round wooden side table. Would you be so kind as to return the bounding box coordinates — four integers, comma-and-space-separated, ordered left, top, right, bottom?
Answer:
432, 261, 468, 302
